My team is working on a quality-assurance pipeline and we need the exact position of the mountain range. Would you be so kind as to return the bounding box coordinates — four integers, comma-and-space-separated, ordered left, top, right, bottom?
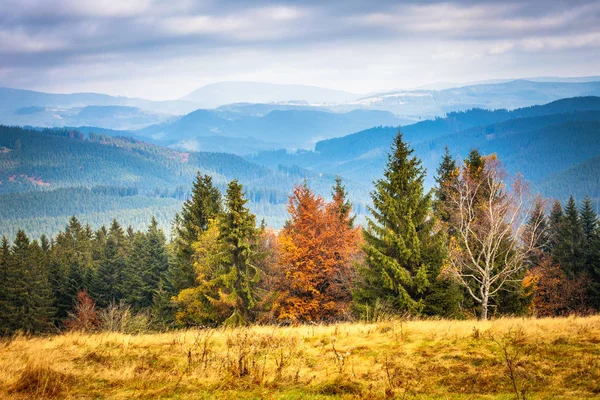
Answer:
1, 95, 598, 240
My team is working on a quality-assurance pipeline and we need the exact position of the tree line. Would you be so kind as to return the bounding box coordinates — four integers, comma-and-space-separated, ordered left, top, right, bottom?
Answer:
1, 131, 598, 335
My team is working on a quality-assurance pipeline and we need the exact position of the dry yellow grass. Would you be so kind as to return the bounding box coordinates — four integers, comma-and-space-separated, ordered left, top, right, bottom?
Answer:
1, 316, 599, 399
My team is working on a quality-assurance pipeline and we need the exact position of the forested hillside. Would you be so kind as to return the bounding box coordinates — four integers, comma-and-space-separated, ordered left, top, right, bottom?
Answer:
0, 126, 347, 238
251, 97, 600, 204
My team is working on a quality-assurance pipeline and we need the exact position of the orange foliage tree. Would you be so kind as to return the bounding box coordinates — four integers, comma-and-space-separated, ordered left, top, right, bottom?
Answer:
523, 258, 590, 317
274, 182, 361, 322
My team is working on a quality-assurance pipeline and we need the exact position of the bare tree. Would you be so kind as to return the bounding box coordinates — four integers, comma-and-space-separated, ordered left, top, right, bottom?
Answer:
445, 155, 544, 320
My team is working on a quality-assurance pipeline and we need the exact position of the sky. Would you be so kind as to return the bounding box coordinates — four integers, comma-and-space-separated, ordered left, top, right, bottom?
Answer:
0, 0, 599, 100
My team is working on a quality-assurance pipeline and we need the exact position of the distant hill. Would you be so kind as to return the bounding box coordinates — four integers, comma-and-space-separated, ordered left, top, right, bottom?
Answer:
316, 96, 600, 158
135, 108, 409, 150
538, 156, 600, 205
0, 105, 171, 130
343, 80, 600, 118
0, 87, 199, 115
182, 82, 360, 108
249, 97, 600, 200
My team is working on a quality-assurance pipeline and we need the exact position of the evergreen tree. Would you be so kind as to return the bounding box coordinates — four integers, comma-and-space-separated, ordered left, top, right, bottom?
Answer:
175, 180, 262, 326
122, 232, 148, 310
172, 173, 222, 292
212, 180, 262, 325
554, 196, 584, 277
92, 234, 126, 307
0, 238, 14, 334
49, 216, 94, 321
433, 146, 458, 225
9, 231, 55, 333
547, 200, 563, 252
355, 131, 446, 315
331, 176, 355, 227
143, 217, 169, 307
580, 196, 600, 307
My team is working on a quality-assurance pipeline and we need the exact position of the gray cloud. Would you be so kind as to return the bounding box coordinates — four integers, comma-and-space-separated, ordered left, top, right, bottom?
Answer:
0, 0, 598, 99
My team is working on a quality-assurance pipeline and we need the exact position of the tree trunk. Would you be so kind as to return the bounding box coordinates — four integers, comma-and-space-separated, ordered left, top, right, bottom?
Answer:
481, 286, 489, 320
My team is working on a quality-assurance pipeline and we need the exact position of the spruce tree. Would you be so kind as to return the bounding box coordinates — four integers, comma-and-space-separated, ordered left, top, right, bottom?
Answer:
172, 173, 222, 292
355, 131, 446, 315
213, 180, 262, 326
548, 200, 563, 252
9, 231, 55, 333
433, 146, 458, 225
331, 176, 355, 227
92, 234, 126, 307
143, 217, 169, 307
122, 232, 148, 310
554, 196, 585, 277
0, 238, 14, 334
49, 216, 94, 321
580, 196, 600, 307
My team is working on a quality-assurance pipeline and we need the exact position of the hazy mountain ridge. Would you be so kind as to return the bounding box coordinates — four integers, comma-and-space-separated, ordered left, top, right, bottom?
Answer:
134, 108, 409, 150
0, 105, 172, 131
249, 97, 600, 203
343, 80, 600, 117
182, 82, 361, 107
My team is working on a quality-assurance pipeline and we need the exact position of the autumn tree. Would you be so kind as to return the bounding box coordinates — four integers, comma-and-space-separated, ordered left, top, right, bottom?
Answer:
446, 155, 541, 320
275, 183, 360, 322
523, 259, 589, 317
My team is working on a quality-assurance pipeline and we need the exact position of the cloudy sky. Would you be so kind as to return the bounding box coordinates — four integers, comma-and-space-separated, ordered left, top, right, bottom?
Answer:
1, 0, 599, 99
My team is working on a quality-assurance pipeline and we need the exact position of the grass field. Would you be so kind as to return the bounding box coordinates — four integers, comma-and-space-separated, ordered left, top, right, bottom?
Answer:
1, 316, 599, 399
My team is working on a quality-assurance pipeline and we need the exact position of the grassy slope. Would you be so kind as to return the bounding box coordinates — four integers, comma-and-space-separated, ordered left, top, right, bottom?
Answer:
1, 316, 599, 399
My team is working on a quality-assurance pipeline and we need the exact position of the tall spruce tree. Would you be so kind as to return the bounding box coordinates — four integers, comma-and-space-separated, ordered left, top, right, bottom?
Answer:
355, 131, 446, 315
0, 237, 14, 334
425, 147, 464, 317
174, 180, 262, 326
433, 146, 458, 225
171, 173, 222, 292
331, 176, 355, 227
213, 180, 262, 326
554, 196, 585, 277
580, 196, 600, 307
49, 216, 94, 321
9, 231, 55, 333
92, 221, 127, 307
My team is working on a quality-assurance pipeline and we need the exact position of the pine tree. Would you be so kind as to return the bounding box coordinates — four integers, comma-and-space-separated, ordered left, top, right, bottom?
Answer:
122, 232, 148, 310
426, 146, 464, 317
433, 146, 458, 225
8, 231, 55, 333
172, 173, 222, 292
92, 231, 126, 308
331, 176, 355, 227
143, 217, 169, 307
0, 237, 14, 334
26, 240, 56, 332
213, 180, 262, 325
554, 196, 584, 277
548, 200, 563, 252
49, 216, 94, 321
580, 196, 600, 308
355, 131, 445, 315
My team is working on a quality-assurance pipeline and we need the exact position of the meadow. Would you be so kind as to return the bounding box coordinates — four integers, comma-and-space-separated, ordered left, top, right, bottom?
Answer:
1, 316, 599, 399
